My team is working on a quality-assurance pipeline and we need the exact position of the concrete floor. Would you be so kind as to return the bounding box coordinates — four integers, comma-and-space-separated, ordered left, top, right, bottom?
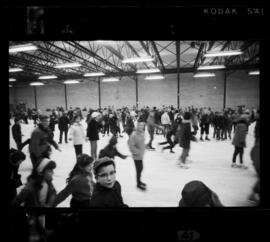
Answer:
10, 117, 258, 207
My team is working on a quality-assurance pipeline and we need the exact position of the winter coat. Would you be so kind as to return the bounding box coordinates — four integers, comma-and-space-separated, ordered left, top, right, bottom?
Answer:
87, 118, 101, 141
12, 179, 57, 207
29, 124, 59, 158
89, 181, 128, 207
255, 119, 260, 141
53, 173, 94, 206
125, 117, 135, 135
161, 112, 171, 125
69, 122, 86, 145
147, 115, 160, 133
178, 121, 193, 149
200, 114, 210, 125
58, 116, 70, 130
128, 130, 146, 160
12, 123, 22, 143
99, 145, 127, 160
232, 120, 248, 147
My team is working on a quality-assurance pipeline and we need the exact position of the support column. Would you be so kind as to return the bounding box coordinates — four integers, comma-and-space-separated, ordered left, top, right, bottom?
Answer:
64, 84, 68, 110
223, 71, 227, 110
135, 76, 138, 109
98, 78, 101, 109
176, 41, 180, 109
34, 86, 37, 110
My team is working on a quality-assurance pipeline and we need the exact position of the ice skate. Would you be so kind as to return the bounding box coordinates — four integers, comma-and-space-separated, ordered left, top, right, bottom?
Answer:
238, 164, 248, 169
179, 163, 189, 169
137, 184, 146, 191
231, 163, 237, 168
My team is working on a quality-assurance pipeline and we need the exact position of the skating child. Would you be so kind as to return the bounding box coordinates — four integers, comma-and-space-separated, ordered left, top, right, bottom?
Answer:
90, 157, 128, 207
53, 154, 95, 207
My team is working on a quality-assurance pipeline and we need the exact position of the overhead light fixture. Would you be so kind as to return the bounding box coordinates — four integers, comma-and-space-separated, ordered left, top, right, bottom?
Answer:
136, 68, 161, 74
55, 62, 81, 68
38, 75, 57, 80
9, 78, 16, 82
83, 72, 105, 77
197, 65, 226, 70
145, 75, 165, 80
30, 82, 44, 86
9, 44, 38, 53
194, 73, 215, 78
248, 70, 260, 75
204, 50, 243, 57
9, 68, 23, 72
102, 77, 119, 82
64, 80, 80, 84
122, 56, 154, 63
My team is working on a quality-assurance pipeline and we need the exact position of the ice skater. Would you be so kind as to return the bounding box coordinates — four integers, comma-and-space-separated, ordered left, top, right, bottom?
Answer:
178, 112, 197, 168
128, 122, 147, 190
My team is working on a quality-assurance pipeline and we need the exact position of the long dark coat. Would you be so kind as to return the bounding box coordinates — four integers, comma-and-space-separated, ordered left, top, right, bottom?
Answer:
87, 118, 101, 141
232, 120, 248, 147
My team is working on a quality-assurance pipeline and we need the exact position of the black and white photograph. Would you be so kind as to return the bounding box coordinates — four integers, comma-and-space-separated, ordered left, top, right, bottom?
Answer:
9, 40, 260, 207
5, 3, 270, 242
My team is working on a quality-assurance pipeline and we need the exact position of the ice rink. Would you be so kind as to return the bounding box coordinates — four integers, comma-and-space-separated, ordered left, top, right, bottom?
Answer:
10, 117, 258, 207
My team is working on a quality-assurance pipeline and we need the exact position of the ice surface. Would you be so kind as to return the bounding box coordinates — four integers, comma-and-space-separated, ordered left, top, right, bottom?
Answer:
10, 118, 258, 207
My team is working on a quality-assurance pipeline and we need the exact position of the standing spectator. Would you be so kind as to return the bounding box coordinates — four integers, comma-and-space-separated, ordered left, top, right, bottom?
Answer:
87, 112, 102, 160
67, 107, 74, 123
128, 122, 147, 190
231, 115, 249, 168
32, 109, 38, 127
53, 154, 95, 207
12, 118, 23, 150
69, 115, 87, 159
90, 157, 128, 207
199, 109, 211, 141
27, 108, 32, 120
12, 158, 57, 207
99, 136, 128, 160
178, 112, 196, 169
29, 115, 61, 169
58, 112, 70, 144
8, 148, 26, 205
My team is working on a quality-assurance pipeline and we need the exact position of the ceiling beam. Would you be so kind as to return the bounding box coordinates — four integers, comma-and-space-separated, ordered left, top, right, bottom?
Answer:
105, 45, 137, 71
149, 41, 166, 74
193, 42, 206, 69
225, 41, 256, 66
210, 41, 232, 65
67, 41, 126, 74
125, 41, 149, 69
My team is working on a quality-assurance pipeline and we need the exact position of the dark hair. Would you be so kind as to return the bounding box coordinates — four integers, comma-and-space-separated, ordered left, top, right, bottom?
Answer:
14, 117, 20, 123
94, 160, 115, 176
66, 154, 94, 183
183, 112, 191, 120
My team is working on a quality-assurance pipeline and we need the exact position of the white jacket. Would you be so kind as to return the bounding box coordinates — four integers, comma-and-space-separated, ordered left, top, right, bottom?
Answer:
161, 112, 171, 125
69, 122, 86, 145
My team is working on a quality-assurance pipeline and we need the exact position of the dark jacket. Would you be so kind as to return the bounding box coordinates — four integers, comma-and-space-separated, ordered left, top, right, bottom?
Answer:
58, 115, 70, 130
178, 121, 194, 149
232, 120, 248, 147
99, 145, 127, 160
29, 124, 59, 158
89, 181, 128, 207
12, 123, 22, 143
87, 118, 101, 141
53, 173, 95, 207
12, 179, 57, 207
125, 117, 135, 135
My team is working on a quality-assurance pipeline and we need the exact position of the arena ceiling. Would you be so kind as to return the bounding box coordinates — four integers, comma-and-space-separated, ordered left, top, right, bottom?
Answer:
9, 40, 260, 86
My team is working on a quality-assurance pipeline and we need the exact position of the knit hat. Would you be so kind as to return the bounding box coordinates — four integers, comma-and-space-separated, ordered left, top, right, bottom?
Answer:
37, 158, 56, 173
179, 180, 213, 207
93, 157, 115, 175
91, 112, 101, 118
109, 136, 118, 146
